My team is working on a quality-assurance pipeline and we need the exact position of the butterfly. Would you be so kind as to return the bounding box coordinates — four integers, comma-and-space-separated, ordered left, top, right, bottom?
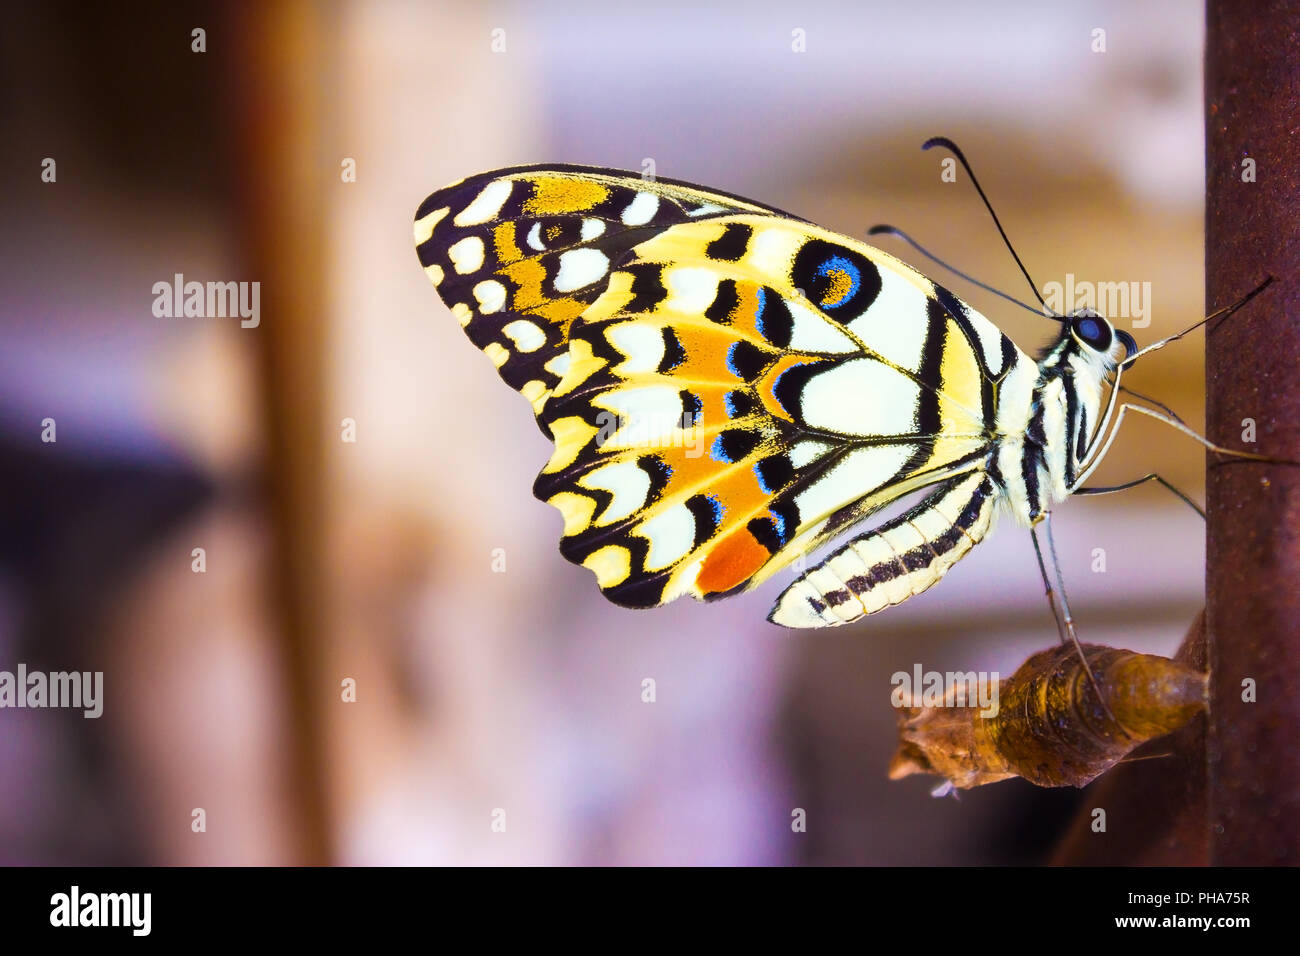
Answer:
414, 148, 1266, 629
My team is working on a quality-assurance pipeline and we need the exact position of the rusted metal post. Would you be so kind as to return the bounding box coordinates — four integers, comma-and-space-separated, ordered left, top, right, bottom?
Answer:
1206, 0, 1300, 865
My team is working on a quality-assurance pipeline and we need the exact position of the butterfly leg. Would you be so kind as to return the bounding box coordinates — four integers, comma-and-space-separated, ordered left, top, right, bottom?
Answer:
1075, 401, 1279, 489
1075, 473, 1205, 520
1028, 523, 1070, 647
1039, 510, 1120, 725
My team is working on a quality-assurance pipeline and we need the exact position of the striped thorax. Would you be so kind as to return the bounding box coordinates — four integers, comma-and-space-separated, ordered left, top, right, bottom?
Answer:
770, 309, 1135, 628
997, 310, 1136, 527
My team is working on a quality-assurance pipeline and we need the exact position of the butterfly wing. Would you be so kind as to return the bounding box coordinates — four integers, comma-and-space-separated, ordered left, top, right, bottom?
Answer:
416, 168, 1032, 613
414, 164, 798, 427
532, 213, 1022, 609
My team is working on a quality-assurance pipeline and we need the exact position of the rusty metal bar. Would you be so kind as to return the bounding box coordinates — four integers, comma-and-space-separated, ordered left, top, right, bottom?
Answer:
1206, 0, 1300, 865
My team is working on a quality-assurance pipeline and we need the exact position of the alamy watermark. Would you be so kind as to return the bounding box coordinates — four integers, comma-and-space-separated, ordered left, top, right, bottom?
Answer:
594, 410, 706, 458
891, 663, 999, 718
0, 664, 103, 718
1042, 273, 1152, 329
50, 886, 150, 936
152, 273, 260, 328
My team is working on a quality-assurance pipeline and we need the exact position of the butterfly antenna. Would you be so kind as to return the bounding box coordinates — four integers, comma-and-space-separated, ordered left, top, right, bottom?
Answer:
922, 136, 1050, 313
866, 224, 1046, 319
1122, 275, 1275, 369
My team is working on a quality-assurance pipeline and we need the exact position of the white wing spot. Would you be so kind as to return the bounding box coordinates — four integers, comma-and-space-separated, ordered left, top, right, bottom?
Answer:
544, 352, 572, 379
581, 460, 652, 524
844, 269, 929, 370
448, 236, 485, 274
454, 180, 512, 226
746, 226, 803, 277
664, 266, 719, 314
598, 385, 686, 447
581, 218, 606, 240
969, 313, 1009, 376
621, 192, 659, 226
607, 322, 666, 374
788, 439, 834, 468
414, 206, 449, 243
687, 202, 727, 217
795, 445, 913, 522
526, 221, 546, 251
502, 319, 546, 353
473, 279, 507, 314
637, 504, 696, 571
800, 358, 919, 436
554, 248, 609, 293
786, 297, 858, 353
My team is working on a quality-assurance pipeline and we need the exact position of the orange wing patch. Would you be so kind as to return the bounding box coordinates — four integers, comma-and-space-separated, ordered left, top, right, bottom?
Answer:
696, 528, 772, 595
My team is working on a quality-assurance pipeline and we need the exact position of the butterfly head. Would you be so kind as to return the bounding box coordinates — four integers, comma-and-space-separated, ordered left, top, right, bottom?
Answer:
1064, 308, 1138, 369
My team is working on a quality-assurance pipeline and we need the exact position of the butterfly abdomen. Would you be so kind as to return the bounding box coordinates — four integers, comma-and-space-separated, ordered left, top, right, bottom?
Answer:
768, 472, 998, 627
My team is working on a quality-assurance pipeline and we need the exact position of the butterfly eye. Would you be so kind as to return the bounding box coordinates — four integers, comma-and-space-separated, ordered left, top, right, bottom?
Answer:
1116, 329, 1138, 363
1071, 312, 1112, 352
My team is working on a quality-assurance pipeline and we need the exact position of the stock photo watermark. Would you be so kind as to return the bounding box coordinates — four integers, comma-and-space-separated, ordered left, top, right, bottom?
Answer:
891, 663, 999, 718
0, 664, 103, 718
593, 409, 706, 457
1042, 274, 1152, 328
152, 273, 260, 328
50, 886, 150, 936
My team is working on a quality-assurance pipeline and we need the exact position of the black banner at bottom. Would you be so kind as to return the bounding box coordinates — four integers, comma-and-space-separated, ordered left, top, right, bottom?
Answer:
0, 865, 1280, 942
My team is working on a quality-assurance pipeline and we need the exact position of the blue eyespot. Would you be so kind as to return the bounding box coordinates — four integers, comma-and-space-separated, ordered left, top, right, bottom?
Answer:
815, 255, 861, 308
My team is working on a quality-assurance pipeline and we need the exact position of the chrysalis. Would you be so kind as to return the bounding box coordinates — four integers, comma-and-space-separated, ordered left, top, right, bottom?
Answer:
888, 643, 1208, 792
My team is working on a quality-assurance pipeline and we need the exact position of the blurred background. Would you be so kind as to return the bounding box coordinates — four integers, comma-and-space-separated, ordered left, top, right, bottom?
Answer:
0, 0, 1208, 864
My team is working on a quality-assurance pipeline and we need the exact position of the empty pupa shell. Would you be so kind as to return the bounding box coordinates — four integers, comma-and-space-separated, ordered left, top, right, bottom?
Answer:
889, 643, 1208, 791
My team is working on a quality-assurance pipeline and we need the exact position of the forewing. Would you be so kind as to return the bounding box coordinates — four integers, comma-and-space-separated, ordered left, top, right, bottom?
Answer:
413, 165, 798, 426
